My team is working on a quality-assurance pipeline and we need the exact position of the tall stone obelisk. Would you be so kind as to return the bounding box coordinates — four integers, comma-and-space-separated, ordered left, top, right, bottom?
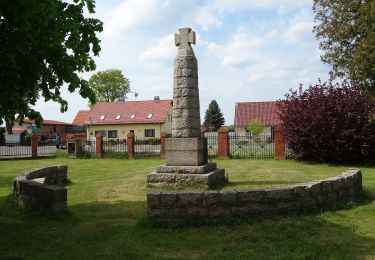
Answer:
166, 27, 206, 166
147, 27, 225, 188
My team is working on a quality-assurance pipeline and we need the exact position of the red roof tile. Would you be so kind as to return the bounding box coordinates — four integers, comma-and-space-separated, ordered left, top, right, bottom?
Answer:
72, 110, 90, 125
23, 119, 71, 125
87, 100, 172, 125
234, 101, 281, 126
7, 129, 27, 135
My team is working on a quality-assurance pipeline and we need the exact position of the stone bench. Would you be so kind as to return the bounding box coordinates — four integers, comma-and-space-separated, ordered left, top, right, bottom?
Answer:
13, 165, 68, 213
147, 168, 363, 220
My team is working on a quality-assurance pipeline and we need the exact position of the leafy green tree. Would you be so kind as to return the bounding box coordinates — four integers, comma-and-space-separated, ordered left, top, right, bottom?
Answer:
0, 0, 103, 132
203, 100, 225, 131
248, 119, 265, 136
88, 69, 131, 103
313, 0, 375, 94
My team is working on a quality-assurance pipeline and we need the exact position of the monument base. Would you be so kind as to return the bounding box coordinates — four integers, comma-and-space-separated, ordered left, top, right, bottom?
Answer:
147, 163, 225, 188
166, 137, 207, 166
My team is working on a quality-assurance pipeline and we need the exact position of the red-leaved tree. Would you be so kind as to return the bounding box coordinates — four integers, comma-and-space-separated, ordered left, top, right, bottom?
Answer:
277, 81, 375, 162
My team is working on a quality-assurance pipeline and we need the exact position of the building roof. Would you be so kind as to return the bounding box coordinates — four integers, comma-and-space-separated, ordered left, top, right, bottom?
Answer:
88, 99, 172, 125
7, 128, 27, 135
23, 119, 71, 125
234, 101, 281, 126
72, 110, 90, 125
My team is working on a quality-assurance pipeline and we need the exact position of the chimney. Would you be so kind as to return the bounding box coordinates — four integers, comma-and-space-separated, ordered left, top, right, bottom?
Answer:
154, 96, 160, 100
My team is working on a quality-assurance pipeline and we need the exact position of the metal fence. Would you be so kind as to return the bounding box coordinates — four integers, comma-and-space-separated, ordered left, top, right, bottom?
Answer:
38, 141, 58, 157
229, 134, 275, 159
206, 134, 219, 158
0, 141, 32, 158
134, 138, 161, 158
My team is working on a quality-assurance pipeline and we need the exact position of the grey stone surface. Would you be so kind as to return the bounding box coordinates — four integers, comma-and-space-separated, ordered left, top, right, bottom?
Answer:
13, 165, 68, 214
237, 190, 265, 204
156, 163, 216, 174
172, 27, 200, 138
147, 168, 225, 188
266, 188, 293, 202
147, 168, 363, 220
220, 190, 237, 206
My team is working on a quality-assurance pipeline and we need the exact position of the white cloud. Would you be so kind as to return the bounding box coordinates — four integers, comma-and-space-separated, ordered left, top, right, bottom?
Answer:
138, 34, 175, 65
284, 21, 314, 45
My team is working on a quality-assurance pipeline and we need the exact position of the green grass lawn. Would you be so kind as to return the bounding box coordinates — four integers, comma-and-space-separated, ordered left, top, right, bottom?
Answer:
0, 157, 374, 259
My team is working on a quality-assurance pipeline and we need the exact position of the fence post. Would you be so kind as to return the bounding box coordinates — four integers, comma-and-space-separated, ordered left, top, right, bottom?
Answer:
200, 130, 206, 139
96, 135, 103, 158
275, 124, 286, 160
127, 132, 135, 159
31, 134, 38, 158
160, 132, 167, 159
218, 127, 229, 159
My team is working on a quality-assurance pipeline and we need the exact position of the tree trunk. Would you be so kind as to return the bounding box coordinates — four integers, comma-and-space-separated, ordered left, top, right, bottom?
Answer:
5, 119, 14, 135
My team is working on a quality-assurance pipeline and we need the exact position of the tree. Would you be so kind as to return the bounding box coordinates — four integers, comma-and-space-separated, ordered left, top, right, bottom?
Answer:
0, 0, 102, 133
277, 81, 375, 163
313, 0, 375, 94
88, 69, 131, 103
248, 119, 265, 136
203, 100, 225, 131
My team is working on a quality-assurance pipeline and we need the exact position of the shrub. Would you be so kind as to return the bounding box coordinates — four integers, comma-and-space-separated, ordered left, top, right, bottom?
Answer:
277, 81, 375, 162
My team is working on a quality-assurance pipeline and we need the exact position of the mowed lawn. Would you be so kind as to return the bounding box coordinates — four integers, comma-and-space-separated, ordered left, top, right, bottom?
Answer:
0, 157, 374, 259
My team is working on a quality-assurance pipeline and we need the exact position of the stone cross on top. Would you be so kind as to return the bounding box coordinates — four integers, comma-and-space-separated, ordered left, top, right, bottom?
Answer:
175, 27, 196, 49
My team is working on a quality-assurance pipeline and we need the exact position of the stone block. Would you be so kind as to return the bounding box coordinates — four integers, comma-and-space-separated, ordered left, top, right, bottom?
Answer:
187, 207, 208, 217
331, 177, 346, 191
317, 194, 327, 205
275, 200, 302, 212
237, 190, 265, 204
291, 185, 310, 198
165, 208, 187, 218
172, 129, 201, 138
160, 193, 177, 208
208, 206, 231, 218
173, 87, 199, 98
231, 206, 250, 216
249, 203, 275, 215
156, 163, 216, 174
266, 188, 293, 202
177, 192, 203, 207
58, 165, 68, 178
173, 108, 200, 119
174, 56, 197, 69
321, 180, 333, 193
174, 68, 198, 78
327, 192, 338, 202
173, 77, 198, 89
147, 193, 161, 208
166, 138, 205, 151
305, 181, 321, 197
147, 208, 166, 219
220, 190, 238, 206
338, 189, 350, 198
166, 150, 207, 166
51, 201, 67, 213
203, 191, 220, 206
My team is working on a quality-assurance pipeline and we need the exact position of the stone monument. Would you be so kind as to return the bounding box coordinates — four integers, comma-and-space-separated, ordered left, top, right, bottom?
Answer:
147, 27, 225, 188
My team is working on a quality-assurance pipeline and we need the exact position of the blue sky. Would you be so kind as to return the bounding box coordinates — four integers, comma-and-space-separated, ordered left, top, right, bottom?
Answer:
34, 0, 330, 125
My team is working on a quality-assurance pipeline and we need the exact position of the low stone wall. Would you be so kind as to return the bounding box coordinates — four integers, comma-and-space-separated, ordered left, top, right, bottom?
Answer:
13, 165, 68, 213
147, 168, 362, 220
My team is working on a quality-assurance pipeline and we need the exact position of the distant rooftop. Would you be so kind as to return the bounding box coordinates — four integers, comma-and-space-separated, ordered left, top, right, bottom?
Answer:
234, 101, 281, 126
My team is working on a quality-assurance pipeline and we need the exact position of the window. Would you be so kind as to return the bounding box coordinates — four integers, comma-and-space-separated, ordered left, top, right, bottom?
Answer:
130, 130, 134, 134
147, 113, 153, 119
130, 114, 136, 119
144, 129, 155, 137
100, 115, 106, 120
115, 114, 121, 120
108, 130, 117, 138
95, 130, 107, 137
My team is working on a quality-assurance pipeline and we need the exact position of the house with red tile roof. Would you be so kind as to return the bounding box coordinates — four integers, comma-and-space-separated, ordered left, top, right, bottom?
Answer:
85, 99, 173, 139
234, 101, 282, 135
72, 110, 91, 126
13, 119, 72, 138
